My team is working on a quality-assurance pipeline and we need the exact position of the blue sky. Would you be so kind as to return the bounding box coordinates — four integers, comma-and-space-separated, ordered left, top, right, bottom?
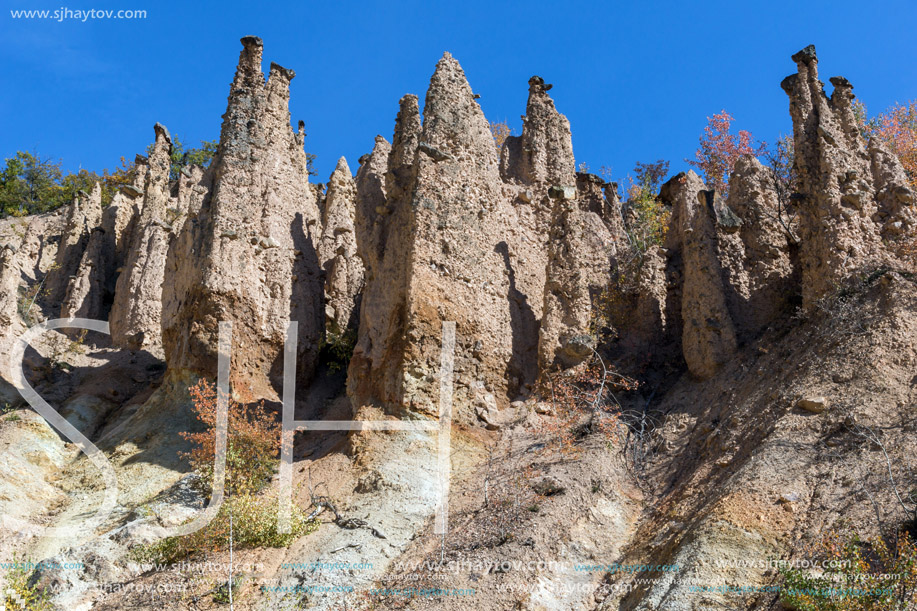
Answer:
2, 0, 916, 186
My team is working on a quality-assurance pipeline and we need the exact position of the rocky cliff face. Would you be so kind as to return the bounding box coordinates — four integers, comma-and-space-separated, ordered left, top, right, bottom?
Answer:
721, 155, 798, 339
1, 39, 916, 611
537, 179, 620, 372
500, 76, 576, 187
608, 162, 797, 381
671, 172, 739, 379
3, 41, 907, 407
109, 124, 175, 356
349, 53, 514, 418
45, 186, 103, 309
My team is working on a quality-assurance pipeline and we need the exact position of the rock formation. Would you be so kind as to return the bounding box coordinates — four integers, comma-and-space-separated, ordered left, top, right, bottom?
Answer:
500, 76, 576, 187
348, 99, 418, 397
720, 155, 797, 338
577, 171, 628, 238
161, 36, 323, 398
4, 37, 917, 611
102, 192, 134, 273
609, 158, 799, 379
109, 123, 174, 357
870, 138, 917, 242
349, 56, 610, 419
682, 181, 739, 379
659, 172, 737, 379
45, 187, 102, 308
0, 244, 19, 327
353, 135, 392, 277
350, 53, 506, 416
318, 157, 364, 333
781, 44, 915, 309
537, 179, 619, 372
387, 95, 421, 200
60, 184, 113, 321
0, 214, 62, 330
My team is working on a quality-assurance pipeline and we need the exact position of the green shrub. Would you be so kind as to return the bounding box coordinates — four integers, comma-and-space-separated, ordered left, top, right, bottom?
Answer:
131, 495, 318, 565
320, 326, 357, 373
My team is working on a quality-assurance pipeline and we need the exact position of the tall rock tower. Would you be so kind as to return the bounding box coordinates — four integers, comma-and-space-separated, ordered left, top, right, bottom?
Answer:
161, 36, 323, 398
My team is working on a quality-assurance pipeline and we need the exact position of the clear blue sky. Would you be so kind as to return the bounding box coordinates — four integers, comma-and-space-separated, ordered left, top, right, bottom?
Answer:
2, 0, 916, 186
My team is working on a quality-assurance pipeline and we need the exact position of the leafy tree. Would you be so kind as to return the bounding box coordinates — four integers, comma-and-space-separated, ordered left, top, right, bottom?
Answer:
598, 160, 671, 342
59, 161, 135, 207
179, 378, 280, 497
632, 159, 670, 194
780, 529, 917, 610
306, 152, 318, 177
762, 134, 800, 242
102, 156, 137, 194
0, 152, 138, 217
129, 377, 318, 566
856, 100, 917, 190
0, 152, 63, 216
687, 110, 765, 193
623, 159, 671, 255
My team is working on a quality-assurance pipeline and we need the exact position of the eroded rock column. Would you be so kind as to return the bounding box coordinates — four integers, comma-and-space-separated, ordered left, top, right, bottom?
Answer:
109, 123, 174, 357
781, 45, 899, 309
319, 157, 364, 333
161, 36, 323, 398
668, 172, 737, 379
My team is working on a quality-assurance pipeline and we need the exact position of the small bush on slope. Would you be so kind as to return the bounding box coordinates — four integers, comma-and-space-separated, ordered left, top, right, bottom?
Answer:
780, 530, 917, 611
131, 379, 317, 564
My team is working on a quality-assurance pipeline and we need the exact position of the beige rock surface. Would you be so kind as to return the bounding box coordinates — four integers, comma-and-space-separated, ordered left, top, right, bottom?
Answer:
663, 172, 738, 379
45, 187, 102, 308
319, 157, 364, 332
61, 183, 115, 321
781, 44, 913, 309
538, 188, 616, 371
1, 38, 916, 611
161, 36, 324, 398
720, 155, 798, 339
109, 123, 174, 357
350, 57, 579, 418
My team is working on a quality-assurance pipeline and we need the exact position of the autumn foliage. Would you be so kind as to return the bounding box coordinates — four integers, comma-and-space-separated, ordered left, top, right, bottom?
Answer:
180, 378, 280, 496
780, 529, 917, 610
489, 120, 513, 152
688, 110, 764, 193
859, 100, 917, 190
623, 159, 672, 255
132, 379, 316, 564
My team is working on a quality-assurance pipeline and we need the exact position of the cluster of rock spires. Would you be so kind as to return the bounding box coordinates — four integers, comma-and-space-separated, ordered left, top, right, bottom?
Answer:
7, 40, 914, 419
781, 44, 916, 309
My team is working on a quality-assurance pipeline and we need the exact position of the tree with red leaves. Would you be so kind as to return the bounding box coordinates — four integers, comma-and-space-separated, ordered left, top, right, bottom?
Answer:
858, 100, 917, 190
688, 110, 765, 193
